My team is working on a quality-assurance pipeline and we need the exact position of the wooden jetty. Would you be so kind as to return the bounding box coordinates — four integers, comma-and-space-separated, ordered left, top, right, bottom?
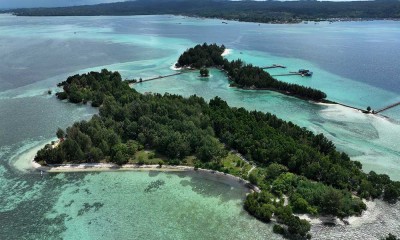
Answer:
271, 72, 301, 77
262, 64, 286, 69
374, 102, 400, 114
128, 70, 195, 84
140, 72, 183, 82
272, 70, 313, 77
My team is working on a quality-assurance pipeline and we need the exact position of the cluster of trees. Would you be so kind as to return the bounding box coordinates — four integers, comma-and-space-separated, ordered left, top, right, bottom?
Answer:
245, 191, 311, 239
9, 0, 400, 24
55, 70, 131, 107
272, 172, 366, 217
177, 44, 326, 101
35, 69, 400, 238
225, 60, 327, 101
39, 70, 226, 166
176, 43, 225, 68
199, 68, 209, 77
209, 97, 400, 203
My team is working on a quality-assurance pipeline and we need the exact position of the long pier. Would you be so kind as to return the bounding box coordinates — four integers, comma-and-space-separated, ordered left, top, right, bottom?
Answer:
271, 73, 301, 77
130, 64, 289, 83
141, 72, 184, 82
262, 64, 286, 69
128, 70, 195, 84
138, 72, 183, 83
375, 102, 400, 114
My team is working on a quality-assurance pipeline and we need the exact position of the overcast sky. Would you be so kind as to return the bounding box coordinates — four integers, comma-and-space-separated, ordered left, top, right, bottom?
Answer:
1, 0, 372, 9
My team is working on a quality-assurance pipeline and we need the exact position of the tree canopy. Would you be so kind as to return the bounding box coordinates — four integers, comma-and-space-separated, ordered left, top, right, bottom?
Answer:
177, 43, 326, 101
35, 68, 400, 239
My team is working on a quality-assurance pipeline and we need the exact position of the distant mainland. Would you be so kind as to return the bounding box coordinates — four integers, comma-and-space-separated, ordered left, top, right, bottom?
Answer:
4, 0, 400, 24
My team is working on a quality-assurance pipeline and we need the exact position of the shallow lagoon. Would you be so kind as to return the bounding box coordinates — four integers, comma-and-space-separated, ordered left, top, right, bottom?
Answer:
1, 169, 278, 239
1, 14, 400, 239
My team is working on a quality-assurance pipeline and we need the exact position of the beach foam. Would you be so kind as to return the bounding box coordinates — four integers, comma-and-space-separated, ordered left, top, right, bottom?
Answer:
221, 48, 232, 56
170, 62, 182, 71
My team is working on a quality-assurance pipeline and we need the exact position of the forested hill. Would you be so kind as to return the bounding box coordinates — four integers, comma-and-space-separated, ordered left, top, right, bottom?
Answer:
7, 0, 400, 23
35, 69, 400, 238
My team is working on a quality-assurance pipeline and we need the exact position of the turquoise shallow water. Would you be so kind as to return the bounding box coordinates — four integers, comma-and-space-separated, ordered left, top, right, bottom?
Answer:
1, 170, 276, 240
0, 168, 278, 239
1, 14, 400, 239
51, 171, 276, 240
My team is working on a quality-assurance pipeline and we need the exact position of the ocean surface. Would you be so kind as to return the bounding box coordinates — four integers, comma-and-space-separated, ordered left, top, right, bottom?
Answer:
0, 14, 399, 239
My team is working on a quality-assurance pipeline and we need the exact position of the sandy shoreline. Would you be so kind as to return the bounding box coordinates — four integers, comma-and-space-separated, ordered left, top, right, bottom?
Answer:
32, 160, 260, 192
37, 163, 191, 172
29, 148, 380, 228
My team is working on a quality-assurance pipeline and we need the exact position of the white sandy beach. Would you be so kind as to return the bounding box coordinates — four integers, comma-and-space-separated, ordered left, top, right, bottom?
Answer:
12, 139, 58, 172
31, 159, 260, 192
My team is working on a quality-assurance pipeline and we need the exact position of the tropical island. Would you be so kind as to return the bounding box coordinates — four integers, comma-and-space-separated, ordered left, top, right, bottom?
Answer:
6, 0, 400, 24
175, 43, 327, 101
34, 61, 400, 238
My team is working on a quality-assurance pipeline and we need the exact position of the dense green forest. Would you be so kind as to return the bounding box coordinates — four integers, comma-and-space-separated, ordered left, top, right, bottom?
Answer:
7, 0, 400, 23
176, 43, 327, 101
35, 68, 400, 238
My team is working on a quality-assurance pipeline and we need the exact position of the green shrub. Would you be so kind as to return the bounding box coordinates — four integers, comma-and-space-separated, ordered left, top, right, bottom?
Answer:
273, 224, 285, 235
